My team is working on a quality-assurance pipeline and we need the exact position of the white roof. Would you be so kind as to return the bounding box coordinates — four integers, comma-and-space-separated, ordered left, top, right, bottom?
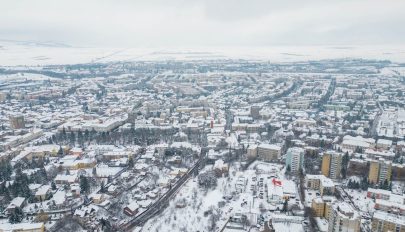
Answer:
373, 211, 405, 226
258, 143, 281, 151
35, 185, 50, 196
126, 201, 140, 211
0, 222, 43, 231
7, 197, 25, 209
377, 139, 392, 145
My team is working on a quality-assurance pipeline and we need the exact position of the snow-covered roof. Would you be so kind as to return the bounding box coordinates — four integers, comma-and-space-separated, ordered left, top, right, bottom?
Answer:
373, 211, 405, 226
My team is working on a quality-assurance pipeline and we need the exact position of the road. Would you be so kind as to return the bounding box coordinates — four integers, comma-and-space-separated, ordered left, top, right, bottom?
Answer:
119, 155, 205, 231
368, 83, 383, 137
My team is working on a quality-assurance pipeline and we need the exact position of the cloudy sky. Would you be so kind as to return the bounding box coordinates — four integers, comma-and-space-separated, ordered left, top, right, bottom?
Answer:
1, 0, 405, 48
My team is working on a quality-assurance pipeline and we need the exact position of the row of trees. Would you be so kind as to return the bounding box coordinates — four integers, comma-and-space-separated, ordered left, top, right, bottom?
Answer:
47, 126, 179, 147
347, 176, 392, 191
347, 177, 370, 190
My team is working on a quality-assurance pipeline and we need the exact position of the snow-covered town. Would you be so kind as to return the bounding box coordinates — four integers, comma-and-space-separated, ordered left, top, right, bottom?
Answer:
0, 58, 405, 232
2, 0, 405, 231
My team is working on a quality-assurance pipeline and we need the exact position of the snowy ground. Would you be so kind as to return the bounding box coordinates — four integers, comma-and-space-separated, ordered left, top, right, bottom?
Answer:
2, 41, 405, 66
141, 161, 300, 232
345, 189, 375, 214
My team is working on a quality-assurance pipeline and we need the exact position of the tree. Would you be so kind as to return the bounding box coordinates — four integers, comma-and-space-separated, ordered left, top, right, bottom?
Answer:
77, 130, 83, 145
320, 139, 325, 148
57, 146, 63, 157
347, 179, 353, 188
84, 129, 90, 141
51, 181, 57, 191
9, 207, 23, 224
62, 127, 67, 140
282, 199, 288, 212
286, 165, 291, 173
69, 132, 76, 145
100, 181, 106, 193
80, 176, 90, 194
128, 157, 134, 168
12, 168, 33, 200
381, 179, 390, 190
0, 160, 12, 182
198, 171, 217, 189
360, 176, 369, 190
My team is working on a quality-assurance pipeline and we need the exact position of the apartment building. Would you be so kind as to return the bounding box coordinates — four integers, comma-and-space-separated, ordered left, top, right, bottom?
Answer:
372, 211, 405, 232
285, 147, 305, 174
328, 203, 361, 232
321, 151, 343, 179
257, 143, 282, 162
369, 159, 392, 185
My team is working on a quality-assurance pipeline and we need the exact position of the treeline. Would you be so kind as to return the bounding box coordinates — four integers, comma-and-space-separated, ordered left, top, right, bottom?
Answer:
39, 126, 179, 147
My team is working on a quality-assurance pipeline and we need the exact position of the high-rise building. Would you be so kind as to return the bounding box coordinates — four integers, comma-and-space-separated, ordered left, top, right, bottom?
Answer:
372, 211, 405, 232
328, 202, 361, 232
285, 147, 305, 174
321, 151, 343, 179
250, 106, 261, 119
9, 114, 25, 129
368, 159, 392, 185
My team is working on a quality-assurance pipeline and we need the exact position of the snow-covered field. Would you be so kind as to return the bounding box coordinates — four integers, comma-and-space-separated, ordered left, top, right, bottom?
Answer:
0, 73, 59, 81
345, 189, 375, 214
1, 40, 405, 66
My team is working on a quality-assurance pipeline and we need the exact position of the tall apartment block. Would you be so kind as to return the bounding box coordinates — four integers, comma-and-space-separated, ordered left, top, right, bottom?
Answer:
321, 151, 343, 179
368, 158, 392, 185
285, 147, 305, 174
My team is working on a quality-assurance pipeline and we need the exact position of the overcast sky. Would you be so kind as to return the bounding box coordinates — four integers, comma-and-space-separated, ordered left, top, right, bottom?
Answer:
1, 0, 405, 48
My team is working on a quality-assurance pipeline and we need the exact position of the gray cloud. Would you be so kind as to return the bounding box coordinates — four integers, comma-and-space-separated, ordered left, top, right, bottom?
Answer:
0, 0, 404, 47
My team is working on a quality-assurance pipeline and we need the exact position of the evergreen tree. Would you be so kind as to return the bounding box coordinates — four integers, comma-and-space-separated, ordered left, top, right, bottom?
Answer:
62, 127, 67, 140
57, 146, 63, 157
360, 176, 369, 190
100, 181, 105, 193
381, 179, 390, 190
282, 199, 288, 212
128, 157, 134, 168
77, 129, 83, 145
51, 181, 57, 191
347, 179, 353, 188
84, 129, 90, 141
286, 165, 291, 173
80, 176, 90, 194
13, 168, 33, 200
9, 207, 23, 224
70, 132, 76, 145
0, 160, 12, 181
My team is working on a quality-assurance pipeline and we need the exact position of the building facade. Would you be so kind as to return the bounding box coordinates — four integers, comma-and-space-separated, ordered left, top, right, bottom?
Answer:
328, 203, 361, 232
321, 151, 343, 179
369, 159, 392, 185
258, 144, 281, 162
285, 147, 305, 174
372, 211, 405, 232
9, 114, 25, 129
